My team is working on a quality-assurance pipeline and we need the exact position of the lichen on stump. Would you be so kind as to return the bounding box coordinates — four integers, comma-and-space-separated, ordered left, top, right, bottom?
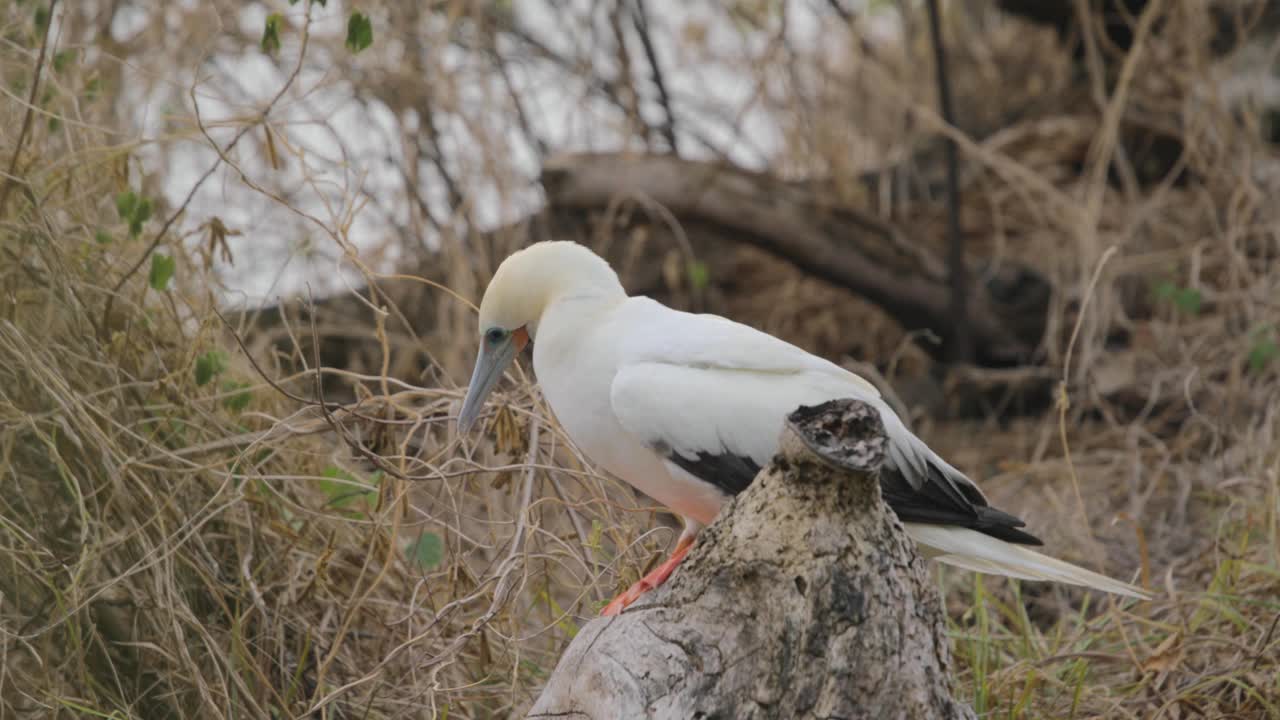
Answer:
529, 398, 976, 720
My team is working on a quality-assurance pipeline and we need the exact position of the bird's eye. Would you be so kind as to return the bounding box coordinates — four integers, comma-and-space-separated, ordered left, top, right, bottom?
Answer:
485, 327, 506, 344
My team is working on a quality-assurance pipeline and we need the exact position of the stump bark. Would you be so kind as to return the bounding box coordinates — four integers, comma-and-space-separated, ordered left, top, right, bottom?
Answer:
529, 399, 976, 720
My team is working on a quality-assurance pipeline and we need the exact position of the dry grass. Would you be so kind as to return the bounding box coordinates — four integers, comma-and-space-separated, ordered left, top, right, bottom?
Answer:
2, 1, 1279, 718
0, 6, 653, 717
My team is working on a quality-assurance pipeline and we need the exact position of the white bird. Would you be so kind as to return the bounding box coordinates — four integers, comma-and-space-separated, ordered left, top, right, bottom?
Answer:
458, 241, 1149, 614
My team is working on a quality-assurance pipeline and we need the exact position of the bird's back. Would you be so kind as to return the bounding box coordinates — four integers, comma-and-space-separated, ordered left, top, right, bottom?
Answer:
614, 297, 880, 390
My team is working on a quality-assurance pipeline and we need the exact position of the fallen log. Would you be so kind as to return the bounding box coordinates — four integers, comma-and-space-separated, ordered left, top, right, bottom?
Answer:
528, 398, 976, 720
541, 152, 1048, 366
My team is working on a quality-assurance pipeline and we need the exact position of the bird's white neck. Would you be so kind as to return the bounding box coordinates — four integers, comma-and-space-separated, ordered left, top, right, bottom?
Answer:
531, 286, 624, 342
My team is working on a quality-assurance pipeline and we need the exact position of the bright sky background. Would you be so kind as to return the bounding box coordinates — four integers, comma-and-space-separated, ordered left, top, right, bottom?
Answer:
105, 1, 898, 305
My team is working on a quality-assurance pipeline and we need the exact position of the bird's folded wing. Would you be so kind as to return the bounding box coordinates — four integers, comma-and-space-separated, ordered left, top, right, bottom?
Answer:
610, 360, 873, 488
609, 360, 1040, 544
620, 298, 882, 393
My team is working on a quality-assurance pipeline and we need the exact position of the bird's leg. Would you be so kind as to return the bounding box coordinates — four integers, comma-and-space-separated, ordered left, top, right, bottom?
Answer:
600, 523, 699, 616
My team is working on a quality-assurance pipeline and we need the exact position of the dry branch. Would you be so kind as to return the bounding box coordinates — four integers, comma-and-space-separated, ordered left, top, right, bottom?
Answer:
541, 153, 1047, 366
529, 399, 975, 720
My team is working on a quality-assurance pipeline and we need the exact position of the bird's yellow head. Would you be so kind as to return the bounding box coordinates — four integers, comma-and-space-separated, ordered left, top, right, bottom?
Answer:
458, 241, 623, 432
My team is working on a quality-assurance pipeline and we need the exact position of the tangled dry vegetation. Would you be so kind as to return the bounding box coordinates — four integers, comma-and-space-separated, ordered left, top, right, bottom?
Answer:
2, 1, 1279, 718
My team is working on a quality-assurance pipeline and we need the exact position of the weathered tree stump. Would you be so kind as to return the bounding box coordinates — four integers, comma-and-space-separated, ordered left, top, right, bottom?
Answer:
528, 399, 975, 719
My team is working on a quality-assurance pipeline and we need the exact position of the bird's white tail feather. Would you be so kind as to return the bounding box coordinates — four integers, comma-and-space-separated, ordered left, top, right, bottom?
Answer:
905, 523, 1151, 599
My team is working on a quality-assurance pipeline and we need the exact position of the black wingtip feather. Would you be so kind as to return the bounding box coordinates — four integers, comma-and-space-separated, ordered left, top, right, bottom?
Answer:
974, 504, 1044, 544
879, 461, 1044, 546
659, 442, 1044, 547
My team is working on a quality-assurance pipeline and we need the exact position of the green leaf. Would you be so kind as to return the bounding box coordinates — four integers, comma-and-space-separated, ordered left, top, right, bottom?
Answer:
52, 49, 74, 73
221, 379, 253, 411
1154, 280, 1201, 315
409, 532, 443, 570
1173, 287, 1202, 315
148, 253, 175, 291
1248, 334, 1277, 373
194, 351, 228, 386
115, 190, 137, 219
687, 260, 709, 290
345, 11, 373, 54
520, 656, 552, 679
128, 197, 152, 238
134, 196, 152, 223
116, 191, 152, 237
319, 467, 355, 505
261, 13, 283, 56
318, 466, 378, 508
94, 229, 112, 245
322, 465, 355, 482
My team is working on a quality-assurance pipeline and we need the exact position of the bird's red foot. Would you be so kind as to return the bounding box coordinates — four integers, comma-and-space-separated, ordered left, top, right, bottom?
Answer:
601, 535, 695, 616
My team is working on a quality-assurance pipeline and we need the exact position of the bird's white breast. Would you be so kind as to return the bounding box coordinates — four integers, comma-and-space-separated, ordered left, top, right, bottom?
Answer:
531, 296, 728, 522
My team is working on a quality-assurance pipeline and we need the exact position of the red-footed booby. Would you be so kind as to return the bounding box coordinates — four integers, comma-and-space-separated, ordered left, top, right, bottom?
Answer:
458, 241, 1148, 614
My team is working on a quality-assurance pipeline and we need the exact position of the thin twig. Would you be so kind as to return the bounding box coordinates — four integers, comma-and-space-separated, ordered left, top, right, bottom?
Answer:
0, 0, 59, 217
491, 42, 548, 160
631, 0, 679, 154
212, 304, 339, 411
100, 2, 315, 336
305, 287, 411, 482
1057, 245, 1119, 562
609, 0, 646, 146
307, 417, 542, 713
925, 0, 969, 364
305, 283, 408, 709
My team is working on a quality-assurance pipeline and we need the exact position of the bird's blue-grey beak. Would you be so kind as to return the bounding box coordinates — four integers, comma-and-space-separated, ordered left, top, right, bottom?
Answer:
458, 327, 529, 433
